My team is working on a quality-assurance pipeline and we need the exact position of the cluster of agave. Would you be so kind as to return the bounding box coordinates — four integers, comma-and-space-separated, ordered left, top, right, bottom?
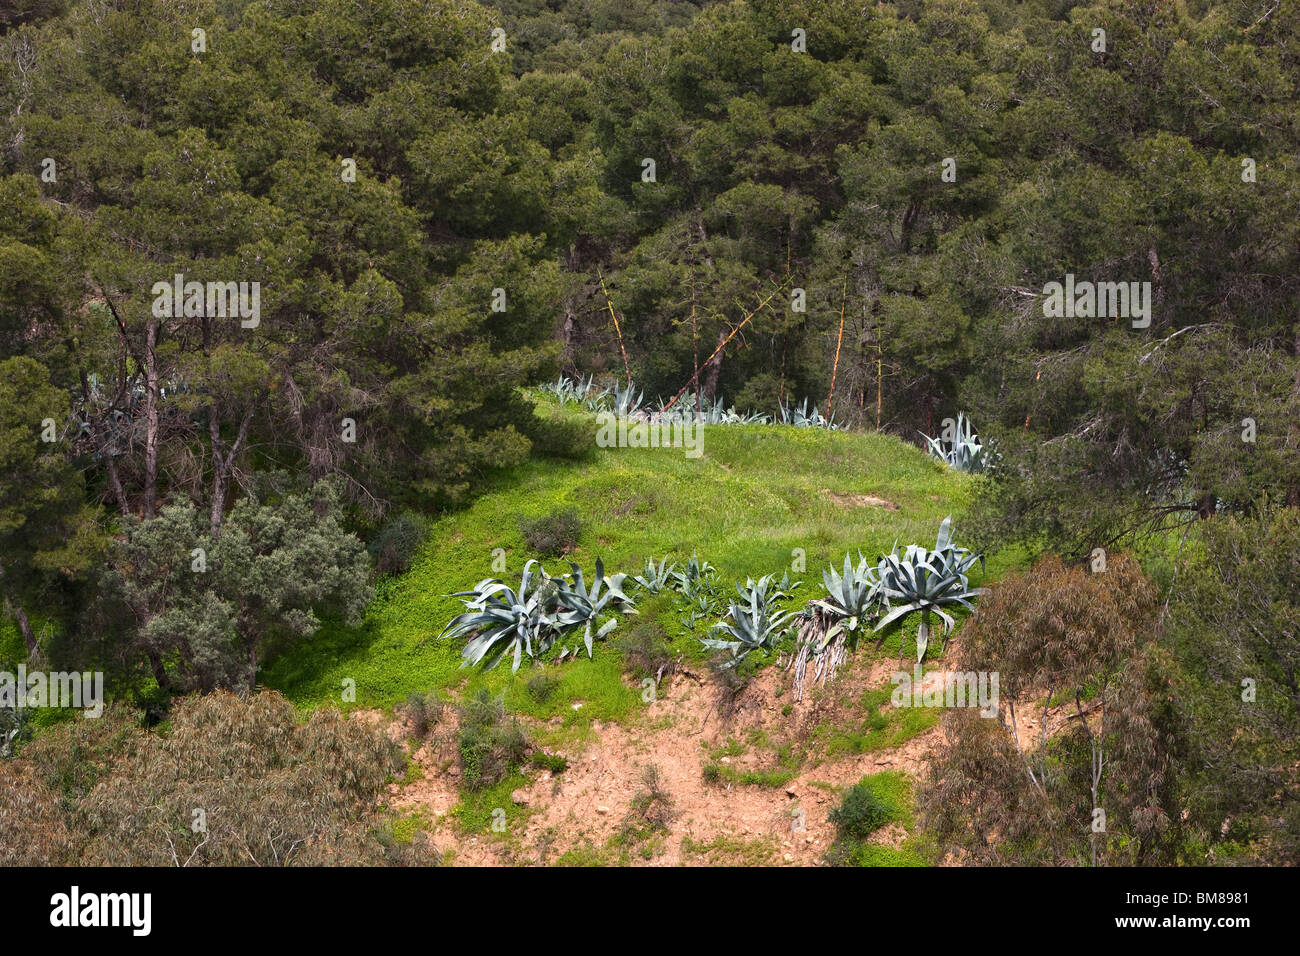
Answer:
702, 572, 800, 671
649, 392, 769, 426
921, 412, 997, 474
702, 571, 803, 667
544, 375, 797, 428
778, 397, 844, 430
540, 374, 598, 406
793, 516, 985, 698
634, 553, 727, 631
436, 558, 635, 672
539, 374, 629, 414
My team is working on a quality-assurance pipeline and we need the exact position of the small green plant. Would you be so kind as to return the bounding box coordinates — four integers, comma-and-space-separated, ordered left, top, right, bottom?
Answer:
525, 672, 560, 703
830, 784, 894, 839
529, 751, 568, 773
519, 508, 582, 557
368, 513, 426, 576
457, 690, 528, 790
402, 690, 444, 740
614, 619, 678, 683
628, 764, 672, 831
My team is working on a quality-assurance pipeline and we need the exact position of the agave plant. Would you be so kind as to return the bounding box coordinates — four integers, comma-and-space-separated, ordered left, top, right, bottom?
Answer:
436, 558, 636, 671
612, 378, 645, 417
437, 560, 566, 672
702, 589, 798, 667
634, 555, 678, 594
812, 553, 879, 638
735, 571, 801, 606
671, 552, 719, 602
678, 590, 722, 633
583, 385, 613, 412
778, 397, 843, 430
553, 558, 636, 659
869, 516, 986, 662
787, 554, 879, 700
920, 412, 996, 473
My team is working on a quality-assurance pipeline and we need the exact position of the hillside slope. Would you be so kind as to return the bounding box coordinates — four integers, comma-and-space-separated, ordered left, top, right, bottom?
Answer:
263, 417, 1001, 712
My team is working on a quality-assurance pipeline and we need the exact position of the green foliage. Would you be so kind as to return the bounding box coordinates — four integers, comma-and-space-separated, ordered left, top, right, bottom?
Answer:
1170, 509, 1300, 864
524, 671, 560, 703
98, 482, 371, 694
519, 507, 583, 557
825, 771, 918, 866
368, 513, 427, 577
529, 750, 568, 774
457, 690, 528, 791
870, 516, 986, 662
921, 413, 995, 474
265, 424, 973, 710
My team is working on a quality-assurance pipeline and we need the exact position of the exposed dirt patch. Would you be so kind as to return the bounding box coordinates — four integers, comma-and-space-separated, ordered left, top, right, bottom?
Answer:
822, 489, 899, 511
382, 651, 944, 866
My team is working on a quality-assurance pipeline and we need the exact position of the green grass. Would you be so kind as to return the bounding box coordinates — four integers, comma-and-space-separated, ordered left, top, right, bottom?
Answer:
811, 680, 943, 761
827, 770, 929, 867
680, 833, 779, 866
262, 408, 989, 714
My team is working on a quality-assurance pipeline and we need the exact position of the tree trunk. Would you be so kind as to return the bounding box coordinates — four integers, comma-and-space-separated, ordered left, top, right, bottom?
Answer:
209, 401, 254, 538
12, 604, 38, 659
1288, 328, 1300, 507
145, 647, 173, 693
703, 329, 726, 400
103, 451, 131, 518
142, 317, 159, 518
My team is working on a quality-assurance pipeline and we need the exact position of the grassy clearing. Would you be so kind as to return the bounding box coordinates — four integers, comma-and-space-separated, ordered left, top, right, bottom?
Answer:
263, 407, 990, 716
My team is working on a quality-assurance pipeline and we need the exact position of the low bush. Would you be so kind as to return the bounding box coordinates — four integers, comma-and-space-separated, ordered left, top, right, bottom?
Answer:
518, 508, 582, 557
457, 691, 528, 791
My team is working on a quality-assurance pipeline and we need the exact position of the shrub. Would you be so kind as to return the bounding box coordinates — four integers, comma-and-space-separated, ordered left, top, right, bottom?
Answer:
529, 751, 568, 773
368, 512, 427, 576
457, 691, 528, 791
528, 415, 594, 461
403, 691, 444, 740
615, 619, 677, 682
519, 508, 582, 557
628, 764, 672, 830
830, 783, 894, 839
525, 671, 560, 703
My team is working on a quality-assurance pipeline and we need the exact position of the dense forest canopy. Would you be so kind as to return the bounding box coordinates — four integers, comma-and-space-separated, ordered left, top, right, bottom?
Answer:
1, 0, 1298, 866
